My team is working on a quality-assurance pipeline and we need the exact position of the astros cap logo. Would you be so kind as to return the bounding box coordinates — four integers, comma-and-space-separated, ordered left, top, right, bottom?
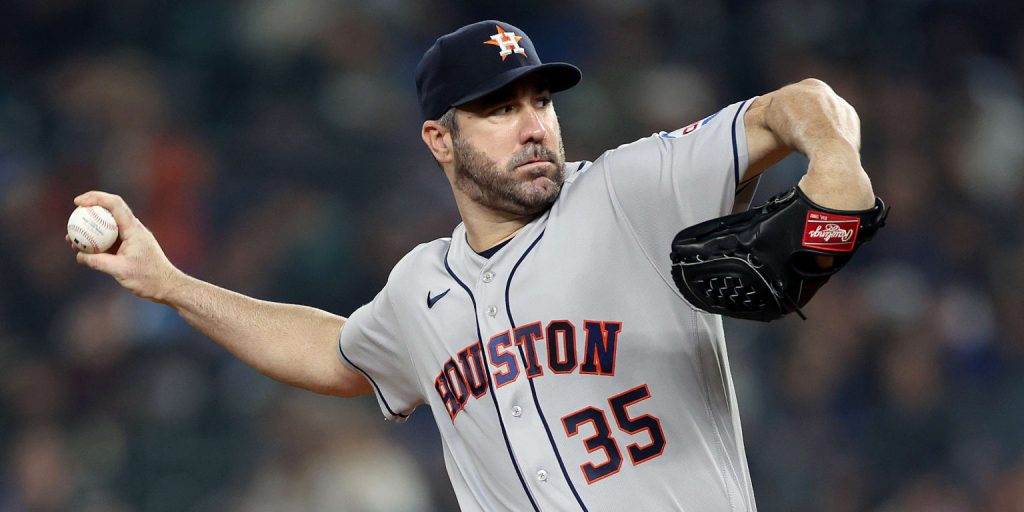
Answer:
483, 25, 527, 60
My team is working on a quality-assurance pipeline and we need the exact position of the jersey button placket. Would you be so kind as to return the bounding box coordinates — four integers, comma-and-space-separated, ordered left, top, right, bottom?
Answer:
477, 265, 564, 501
482, 271, 498, 317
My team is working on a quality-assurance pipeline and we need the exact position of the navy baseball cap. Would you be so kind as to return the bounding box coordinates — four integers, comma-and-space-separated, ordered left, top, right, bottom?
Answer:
415, 20, 582, 121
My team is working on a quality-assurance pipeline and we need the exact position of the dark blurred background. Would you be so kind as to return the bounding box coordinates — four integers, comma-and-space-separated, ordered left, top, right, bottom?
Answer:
2, 0, 1024, 511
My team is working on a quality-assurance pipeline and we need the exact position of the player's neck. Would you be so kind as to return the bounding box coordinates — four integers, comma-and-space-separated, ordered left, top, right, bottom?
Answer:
456, 198, 535, 253
467, 222, 526, 253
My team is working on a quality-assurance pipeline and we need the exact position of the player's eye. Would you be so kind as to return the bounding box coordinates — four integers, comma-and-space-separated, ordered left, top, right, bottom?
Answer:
536, 97, 552, 108
488, 104, 515, 117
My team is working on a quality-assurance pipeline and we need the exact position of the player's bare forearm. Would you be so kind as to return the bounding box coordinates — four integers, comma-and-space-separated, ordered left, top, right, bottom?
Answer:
70, 191, 371, 398
161, 275, 369, 397
744, 78, 874, 210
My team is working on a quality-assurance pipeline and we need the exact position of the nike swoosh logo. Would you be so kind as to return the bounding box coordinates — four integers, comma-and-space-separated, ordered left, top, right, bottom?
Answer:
427, 288, 451, 309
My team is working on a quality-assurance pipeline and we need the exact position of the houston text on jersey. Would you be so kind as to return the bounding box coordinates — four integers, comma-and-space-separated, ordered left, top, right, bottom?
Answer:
433, 319, 622, 421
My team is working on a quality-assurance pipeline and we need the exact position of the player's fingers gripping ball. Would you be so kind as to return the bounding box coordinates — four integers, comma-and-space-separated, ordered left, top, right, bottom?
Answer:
68, 205, 119, 253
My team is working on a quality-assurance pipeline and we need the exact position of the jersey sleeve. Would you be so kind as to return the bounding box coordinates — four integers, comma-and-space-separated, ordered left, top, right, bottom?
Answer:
338, 281, 424, 422
602, 98, 760, 290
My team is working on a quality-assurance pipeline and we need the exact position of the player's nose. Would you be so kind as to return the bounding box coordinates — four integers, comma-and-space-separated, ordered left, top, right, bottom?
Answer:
518, 108, 548, 145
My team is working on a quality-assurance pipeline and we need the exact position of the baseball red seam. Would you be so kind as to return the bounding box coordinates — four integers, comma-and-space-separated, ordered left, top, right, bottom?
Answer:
69, 224, 100, 253
85, 207, 118, 232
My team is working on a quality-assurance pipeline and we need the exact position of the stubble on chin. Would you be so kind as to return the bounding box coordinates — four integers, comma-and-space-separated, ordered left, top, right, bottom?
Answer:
452, 137, 566, 216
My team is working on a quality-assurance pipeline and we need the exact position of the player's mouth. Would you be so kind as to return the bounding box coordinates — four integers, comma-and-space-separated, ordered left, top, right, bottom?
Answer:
516, 159, 556, 174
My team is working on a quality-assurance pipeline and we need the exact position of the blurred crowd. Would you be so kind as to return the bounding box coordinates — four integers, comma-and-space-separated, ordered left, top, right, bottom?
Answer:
2, 0, 1023, 511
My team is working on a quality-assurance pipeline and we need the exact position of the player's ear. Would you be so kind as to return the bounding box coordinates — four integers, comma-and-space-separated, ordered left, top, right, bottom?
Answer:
422, 120, 453, 165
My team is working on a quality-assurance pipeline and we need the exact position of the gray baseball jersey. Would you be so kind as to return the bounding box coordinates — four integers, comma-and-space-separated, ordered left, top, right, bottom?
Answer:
339, 98, 760, 511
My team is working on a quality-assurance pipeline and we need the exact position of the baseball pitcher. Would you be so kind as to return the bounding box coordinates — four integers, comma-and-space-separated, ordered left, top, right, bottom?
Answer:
71, 20, 885, 512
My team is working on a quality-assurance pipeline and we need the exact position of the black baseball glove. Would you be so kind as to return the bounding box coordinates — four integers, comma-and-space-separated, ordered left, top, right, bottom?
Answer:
669, 186, 888, 322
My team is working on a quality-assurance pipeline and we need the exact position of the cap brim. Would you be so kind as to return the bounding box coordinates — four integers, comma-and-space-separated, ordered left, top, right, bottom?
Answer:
450, 62, 582, 110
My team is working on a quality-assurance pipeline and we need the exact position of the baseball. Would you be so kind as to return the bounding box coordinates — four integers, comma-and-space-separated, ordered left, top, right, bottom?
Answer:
68, 205, 119, 254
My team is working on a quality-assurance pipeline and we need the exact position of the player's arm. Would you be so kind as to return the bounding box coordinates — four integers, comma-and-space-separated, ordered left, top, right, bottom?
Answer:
70, 191, 372, 398
742, 78, 875, 210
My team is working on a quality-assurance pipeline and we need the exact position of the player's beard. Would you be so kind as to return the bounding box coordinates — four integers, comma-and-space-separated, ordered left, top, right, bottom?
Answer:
451, 135, 566, 216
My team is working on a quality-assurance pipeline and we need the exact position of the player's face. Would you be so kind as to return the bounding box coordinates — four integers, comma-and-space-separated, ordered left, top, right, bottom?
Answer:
450, 80, 565, 216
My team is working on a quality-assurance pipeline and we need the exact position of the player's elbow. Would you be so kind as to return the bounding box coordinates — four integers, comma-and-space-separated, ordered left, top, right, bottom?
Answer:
789, 77, 861, 148
795, 78, 857, 116
795, 77, 831, 92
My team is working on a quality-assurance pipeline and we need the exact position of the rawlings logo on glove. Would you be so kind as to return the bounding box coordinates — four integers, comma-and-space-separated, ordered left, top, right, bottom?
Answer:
803, 211, 861, 251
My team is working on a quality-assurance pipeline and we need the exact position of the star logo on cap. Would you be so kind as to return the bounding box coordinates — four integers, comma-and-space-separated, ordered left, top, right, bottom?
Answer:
483, 25, 527, 61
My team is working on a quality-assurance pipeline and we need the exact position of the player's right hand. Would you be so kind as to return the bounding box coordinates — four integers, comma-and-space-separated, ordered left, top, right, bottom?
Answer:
69, 191, 185, 304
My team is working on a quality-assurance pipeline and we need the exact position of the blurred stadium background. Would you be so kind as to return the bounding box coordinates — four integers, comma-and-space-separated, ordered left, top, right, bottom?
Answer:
3, 0, 1024, 510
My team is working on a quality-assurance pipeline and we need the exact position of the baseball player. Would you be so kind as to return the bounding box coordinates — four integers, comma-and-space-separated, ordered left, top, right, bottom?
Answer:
71, 20, 876, 511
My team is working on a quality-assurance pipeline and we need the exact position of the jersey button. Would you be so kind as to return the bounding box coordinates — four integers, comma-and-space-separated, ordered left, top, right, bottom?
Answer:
511, 405, 522, 417
536, 469, 548, 482
482, 271, 495, 283
486, 305, 498, 317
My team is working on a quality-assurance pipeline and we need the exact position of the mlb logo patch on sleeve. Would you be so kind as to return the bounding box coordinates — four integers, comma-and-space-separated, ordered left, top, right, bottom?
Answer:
659, 110, 722, 138
801, 211, 860, 252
